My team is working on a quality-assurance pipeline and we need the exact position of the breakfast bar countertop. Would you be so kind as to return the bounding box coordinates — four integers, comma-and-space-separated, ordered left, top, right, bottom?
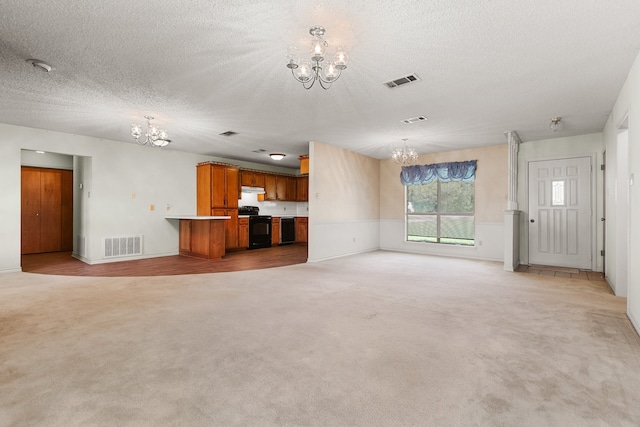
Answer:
165, 215, 231, 220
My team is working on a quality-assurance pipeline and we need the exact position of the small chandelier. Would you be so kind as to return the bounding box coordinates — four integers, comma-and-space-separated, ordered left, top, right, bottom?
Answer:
286, 26, 348, 90
131, 116, 171, 147
392, 139, 418, 165
549, 116, 562, 132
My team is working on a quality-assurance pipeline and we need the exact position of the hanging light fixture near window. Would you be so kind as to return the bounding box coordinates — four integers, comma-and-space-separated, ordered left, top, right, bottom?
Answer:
286, 26, 348, 90
131, 116, 171, 147
392, 139, 418, 165
549, 116, 563, 132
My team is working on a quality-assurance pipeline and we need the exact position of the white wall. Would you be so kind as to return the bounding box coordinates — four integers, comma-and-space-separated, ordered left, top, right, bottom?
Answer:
21, 150, 74, 169
603, 50, 640, 333
0, 123, 300, 271
517, 133, 604, 271
308, 141, 380, 262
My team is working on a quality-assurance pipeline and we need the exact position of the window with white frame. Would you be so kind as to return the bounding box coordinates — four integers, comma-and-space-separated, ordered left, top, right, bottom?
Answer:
401, 160, 476, 246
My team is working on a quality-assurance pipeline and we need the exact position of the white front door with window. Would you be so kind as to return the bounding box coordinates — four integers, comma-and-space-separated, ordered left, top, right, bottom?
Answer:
528, 157, 592, 269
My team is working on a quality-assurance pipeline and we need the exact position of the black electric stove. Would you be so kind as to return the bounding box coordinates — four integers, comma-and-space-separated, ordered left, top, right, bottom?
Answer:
239, 206, 272, 249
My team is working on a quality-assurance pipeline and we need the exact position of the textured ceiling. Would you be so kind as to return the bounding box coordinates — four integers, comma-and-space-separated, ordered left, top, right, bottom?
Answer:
1, 1, 639, 169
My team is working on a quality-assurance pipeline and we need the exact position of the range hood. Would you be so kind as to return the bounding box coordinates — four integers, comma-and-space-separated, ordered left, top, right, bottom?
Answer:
241, 186, 265, 194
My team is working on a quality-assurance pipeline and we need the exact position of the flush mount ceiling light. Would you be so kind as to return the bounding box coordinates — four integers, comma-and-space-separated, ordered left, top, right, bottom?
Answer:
286, 26, 348, 90
131, 116, 171, 147
392, 139, 418, 165
26, 59, 52, 72
269, 153, 286, 161
549, 116, 563, 132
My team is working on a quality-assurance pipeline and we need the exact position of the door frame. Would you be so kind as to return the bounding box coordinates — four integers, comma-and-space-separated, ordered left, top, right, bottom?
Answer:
525, 152, 598, 271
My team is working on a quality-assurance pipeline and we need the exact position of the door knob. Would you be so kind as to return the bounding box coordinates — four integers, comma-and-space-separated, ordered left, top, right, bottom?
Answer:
530, 219, 534, 223
601, 218, 606, 221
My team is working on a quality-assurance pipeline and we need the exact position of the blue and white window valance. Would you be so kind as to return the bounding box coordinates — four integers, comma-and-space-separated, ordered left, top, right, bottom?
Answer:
400, 160, 477, 186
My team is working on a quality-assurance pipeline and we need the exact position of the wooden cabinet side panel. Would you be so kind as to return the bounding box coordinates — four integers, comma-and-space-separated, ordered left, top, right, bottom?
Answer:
226, 210, 239, 249
196, 165, 212, 215
179, 220, 192, 253
21, 167, 41, 254
226, 167, 239, 208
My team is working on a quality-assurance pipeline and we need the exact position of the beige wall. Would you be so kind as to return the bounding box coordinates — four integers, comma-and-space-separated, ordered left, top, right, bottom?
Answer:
310, 141, 380, 222
380, 144, 508, 222
307, 141, 380, 261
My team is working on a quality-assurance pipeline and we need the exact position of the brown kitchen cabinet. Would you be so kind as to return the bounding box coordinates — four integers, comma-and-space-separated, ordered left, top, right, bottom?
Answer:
275, 175, 288, 201
212, 208, 239, 250
238, 217, 249, 249
295, 217, 308, 243
179, 219, 226, 260
197, 163, 240, 250
299, 155, 309, 175
271, 217, 281, 246
241, 170, 265, 188
21, 166, 73, 254
297, 176, 308, 201
263, 174, 277, 200
286, 177, 297, 200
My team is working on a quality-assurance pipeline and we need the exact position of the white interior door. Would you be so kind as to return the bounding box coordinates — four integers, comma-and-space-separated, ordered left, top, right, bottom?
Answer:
528, 157, 592, 269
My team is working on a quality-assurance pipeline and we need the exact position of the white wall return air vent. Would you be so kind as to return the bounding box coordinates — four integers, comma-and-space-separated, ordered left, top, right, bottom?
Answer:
402, 116, 428, 124
384, 73, 421, 88
103, 235, 143, 258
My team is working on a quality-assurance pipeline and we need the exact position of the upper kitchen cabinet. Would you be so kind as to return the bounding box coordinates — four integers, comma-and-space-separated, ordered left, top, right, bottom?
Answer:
297, 176, 308, 202
263, 174, 277, 200
241, 170, 265, 188
197, 163, 239, 215
299, 155, 309, 175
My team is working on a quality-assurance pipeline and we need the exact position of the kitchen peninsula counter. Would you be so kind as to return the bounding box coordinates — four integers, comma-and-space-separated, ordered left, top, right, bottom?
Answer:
165, 215, 231, 259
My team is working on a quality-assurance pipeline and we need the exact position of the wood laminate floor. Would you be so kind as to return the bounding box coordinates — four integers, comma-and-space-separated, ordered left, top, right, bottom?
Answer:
21, 243, 308, 277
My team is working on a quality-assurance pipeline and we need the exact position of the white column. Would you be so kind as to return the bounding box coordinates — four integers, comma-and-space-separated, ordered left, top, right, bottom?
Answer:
504, 130, 521, 210
504, 130, 522, 270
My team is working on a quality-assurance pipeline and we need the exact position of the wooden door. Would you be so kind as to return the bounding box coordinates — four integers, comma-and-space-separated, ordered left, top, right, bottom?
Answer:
528, 157, 592, 269
21, 167, 73, 254
21, 168, 42, 254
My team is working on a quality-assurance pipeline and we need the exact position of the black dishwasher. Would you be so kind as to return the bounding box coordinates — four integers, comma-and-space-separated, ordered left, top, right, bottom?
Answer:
280, 217, 295, 245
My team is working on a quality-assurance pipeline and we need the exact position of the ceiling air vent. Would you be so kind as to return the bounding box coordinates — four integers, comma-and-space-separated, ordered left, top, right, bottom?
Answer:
384, 73, 421, 89
252, 149, 267, 153
219, 131, 238, 137
402, 116, 428, 124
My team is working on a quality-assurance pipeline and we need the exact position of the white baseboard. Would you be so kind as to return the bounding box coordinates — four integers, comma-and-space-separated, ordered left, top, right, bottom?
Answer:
0, 267, 23, 274
307, 248, 378, 263
629, 311, 640, 338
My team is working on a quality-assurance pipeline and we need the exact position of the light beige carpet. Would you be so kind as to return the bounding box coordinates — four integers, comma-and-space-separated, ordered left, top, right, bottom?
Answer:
1, 251, 639, 426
